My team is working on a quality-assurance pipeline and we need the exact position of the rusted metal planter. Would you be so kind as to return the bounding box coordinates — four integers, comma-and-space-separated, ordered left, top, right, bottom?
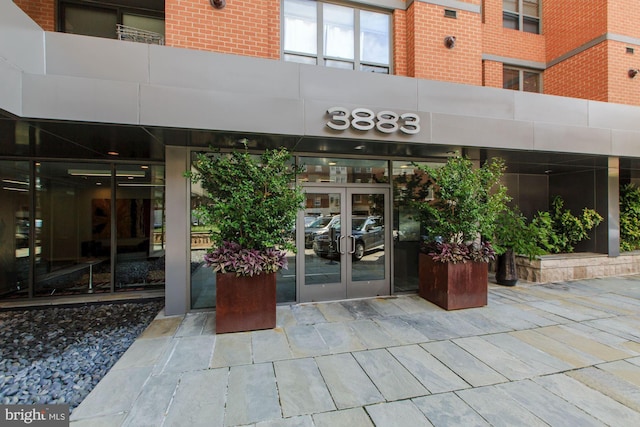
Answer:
418, 253, 488, 310
215, 272, 276, 334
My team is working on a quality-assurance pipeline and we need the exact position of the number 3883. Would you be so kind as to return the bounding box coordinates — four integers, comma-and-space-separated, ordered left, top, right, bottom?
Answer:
326, 107, 420, 135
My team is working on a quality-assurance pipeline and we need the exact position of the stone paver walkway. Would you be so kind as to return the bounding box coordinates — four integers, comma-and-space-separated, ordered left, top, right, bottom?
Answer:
70, 276, 640, 426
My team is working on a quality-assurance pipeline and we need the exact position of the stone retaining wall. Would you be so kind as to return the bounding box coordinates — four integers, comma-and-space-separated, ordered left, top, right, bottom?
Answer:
516, 251, 640, 283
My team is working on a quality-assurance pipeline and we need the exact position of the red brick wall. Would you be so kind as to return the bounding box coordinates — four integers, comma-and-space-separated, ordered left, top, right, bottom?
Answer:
482, 0, 545, 63
544, 0, 608, 62
406, 1, 482, 85
607, 0, 640, 38
545, 42, 609, 102
393, 9, 408, 76
483, 60, 503, 88
165, 0, 280, 59
14, 0, 55, 31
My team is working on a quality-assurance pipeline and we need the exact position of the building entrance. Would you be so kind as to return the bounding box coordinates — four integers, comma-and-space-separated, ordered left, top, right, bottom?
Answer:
298, 186, 390, 302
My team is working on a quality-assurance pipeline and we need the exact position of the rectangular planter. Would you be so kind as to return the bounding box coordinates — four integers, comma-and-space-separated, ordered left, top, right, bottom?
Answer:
418, 253, 488, 310
216, 272, 276, 334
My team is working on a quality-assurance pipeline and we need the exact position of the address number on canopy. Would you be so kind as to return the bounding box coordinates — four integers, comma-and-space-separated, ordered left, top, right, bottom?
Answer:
326, 107, 421, 135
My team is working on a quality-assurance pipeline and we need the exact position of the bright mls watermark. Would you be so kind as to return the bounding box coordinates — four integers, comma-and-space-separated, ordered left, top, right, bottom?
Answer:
1, 405, 69, 426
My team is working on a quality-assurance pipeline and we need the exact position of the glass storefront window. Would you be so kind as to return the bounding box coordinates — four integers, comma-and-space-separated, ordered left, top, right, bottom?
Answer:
35, 162, 113, 297
392, 161, 437, 292
0, 161, 31, 299
298, 158, 388, 184
115, 164, 165, 292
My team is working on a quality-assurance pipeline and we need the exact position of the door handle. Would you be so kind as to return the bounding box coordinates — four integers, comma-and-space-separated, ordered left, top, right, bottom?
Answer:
339, 235, 346, 254
348, 235, 356, 254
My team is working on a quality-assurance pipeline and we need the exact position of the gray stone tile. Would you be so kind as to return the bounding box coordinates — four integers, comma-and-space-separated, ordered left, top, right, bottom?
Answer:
175, 312, 207, 337
497, 379, 606, 426
163, 368, 228, 427
312, 408, 374, 427
413, 393, 490, 427
314, 322, 365, 353
365, 400, 432, 427
366, 297, 412, 317
400, 313, 461, 340
585, 317, 640, 341
567, 367, 640, 412
353, 349, 428, 400
421, 341, 508, 387
388, 344, 470, 393
453, 336, 545, 381
202, 312, 217, 335
255, 416, 314, 427
486, 302, 559, 328
284, 324, 330, 358
123, 373, 180, 427
456, 385, 549, 427
111, 337, 172, 370
291, 304, 327, 325
316, 301, 356, 322
561, 322, 640, 356
344, 319, 398, 349
210, 331, 252, 368
316, 353, 384, 409
225, 363, 281, 426
69, 414, 127, 427
70, 367, 151, 420
277, 305, 298, 328
392, 295, 440, 314
452, 309, 514, 334
535, 324, 633, 361
274, 358, 336, 417
508, 329, 604, 368
629, 356, 640, 367
340, 300, 382, 319
534, 373, 640, 426
252, 328, 293, 363
528, 300, 610, 322
373, 317, 429, 345
161, 335, 216, 373
597, 359, 640, 386
483, 333, 573, 374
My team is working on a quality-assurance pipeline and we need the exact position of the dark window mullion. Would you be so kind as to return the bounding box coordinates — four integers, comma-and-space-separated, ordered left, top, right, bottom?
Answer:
354, 9, 361, 71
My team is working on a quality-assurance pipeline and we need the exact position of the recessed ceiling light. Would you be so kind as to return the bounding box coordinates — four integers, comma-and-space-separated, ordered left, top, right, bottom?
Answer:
354, 145, 365, 150
108, 151, 119, 156
544, 169, 553, 174
141, 165, 149, 169
328, 162, 337, 166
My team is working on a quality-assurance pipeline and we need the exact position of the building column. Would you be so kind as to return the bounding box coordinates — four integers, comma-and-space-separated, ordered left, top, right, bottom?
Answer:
165, 146, 190, 315
606, 157, 620, 257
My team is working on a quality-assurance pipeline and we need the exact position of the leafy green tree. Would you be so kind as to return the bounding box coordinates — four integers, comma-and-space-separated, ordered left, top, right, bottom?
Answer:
187, 144, 304, 253
620, 183, 640, 252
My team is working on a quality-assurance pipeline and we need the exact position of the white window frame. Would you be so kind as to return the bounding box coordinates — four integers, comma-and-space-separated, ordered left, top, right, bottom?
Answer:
282, 0, 392, 74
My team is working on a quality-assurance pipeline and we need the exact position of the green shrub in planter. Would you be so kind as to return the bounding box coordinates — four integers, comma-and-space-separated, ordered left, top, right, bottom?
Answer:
620, 183, 640, 252
186, 144, 304, 275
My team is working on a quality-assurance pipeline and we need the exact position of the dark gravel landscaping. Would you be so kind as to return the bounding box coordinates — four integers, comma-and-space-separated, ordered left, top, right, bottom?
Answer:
0, 299, 164, 411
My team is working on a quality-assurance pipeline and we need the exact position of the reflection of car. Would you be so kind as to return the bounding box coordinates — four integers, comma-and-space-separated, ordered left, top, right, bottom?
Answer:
304, 216, 338, 248
313, 216, 384, 261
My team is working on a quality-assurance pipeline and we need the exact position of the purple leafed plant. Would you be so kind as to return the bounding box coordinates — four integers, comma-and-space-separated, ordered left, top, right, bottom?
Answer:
426, 241, 496, 264
204, 241, 288, 276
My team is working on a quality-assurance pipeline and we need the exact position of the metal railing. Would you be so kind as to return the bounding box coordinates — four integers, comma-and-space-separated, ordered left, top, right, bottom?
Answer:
116, 24, 164, 45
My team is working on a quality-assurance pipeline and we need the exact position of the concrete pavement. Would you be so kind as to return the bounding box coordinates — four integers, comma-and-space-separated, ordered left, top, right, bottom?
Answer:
71, 276, 640, 426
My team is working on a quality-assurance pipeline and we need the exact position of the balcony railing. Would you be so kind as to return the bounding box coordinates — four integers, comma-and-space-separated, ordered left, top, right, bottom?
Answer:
116, 24, 164, 45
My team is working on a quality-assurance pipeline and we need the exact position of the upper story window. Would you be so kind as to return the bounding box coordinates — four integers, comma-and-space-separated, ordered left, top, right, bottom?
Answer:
60, 1, 164, 43
503, 67, 541, 92
503, 0, 540, 34
283, 0, 391, 74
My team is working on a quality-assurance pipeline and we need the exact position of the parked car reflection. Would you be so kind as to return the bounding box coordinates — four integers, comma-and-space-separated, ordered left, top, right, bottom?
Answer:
313, 216, 384, 261
304, 215, 339, 248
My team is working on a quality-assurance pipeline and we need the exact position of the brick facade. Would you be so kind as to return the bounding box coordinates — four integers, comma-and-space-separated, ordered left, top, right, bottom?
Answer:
13, 0, 640, 106
14, 0, 55, 31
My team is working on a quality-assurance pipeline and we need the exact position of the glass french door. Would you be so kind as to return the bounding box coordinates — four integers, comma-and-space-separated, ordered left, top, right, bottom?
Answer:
298, 186, 390, 302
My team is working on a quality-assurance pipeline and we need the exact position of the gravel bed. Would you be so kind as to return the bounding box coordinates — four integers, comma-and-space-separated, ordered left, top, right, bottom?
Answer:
0, 299, 164, 411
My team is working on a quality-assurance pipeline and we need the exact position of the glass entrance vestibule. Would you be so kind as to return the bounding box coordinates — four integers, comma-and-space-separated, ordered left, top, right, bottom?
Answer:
188, 155, 432, 309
